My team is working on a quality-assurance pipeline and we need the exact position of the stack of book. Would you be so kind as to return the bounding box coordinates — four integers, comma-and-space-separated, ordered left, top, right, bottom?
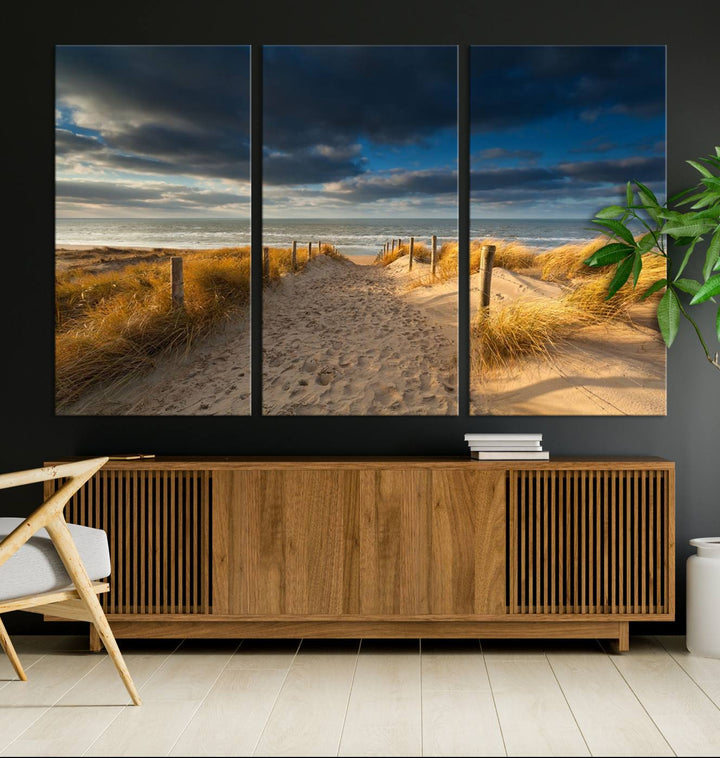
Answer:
464, 433, 549, 460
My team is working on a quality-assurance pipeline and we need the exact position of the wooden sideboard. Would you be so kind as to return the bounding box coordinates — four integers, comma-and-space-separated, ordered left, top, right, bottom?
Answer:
44, 457, 675, 651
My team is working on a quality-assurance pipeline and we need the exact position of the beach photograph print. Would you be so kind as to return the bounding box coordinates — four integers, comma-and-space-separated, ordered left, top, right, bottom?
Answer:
469, 46, 667, 416
55, 45, 251, 415
262, 45, 458, 416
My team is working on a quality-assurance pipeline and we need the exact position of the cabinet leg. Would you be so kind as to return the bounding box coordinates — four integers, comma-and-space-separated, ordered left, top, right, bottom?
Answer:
89, 625, 102, 652
607, 622, 630, 654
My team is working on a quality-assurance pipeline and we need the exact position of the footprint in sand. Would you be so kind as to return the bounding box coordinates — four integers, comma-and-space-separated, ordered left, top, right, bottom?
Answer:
302, 357, 318, 373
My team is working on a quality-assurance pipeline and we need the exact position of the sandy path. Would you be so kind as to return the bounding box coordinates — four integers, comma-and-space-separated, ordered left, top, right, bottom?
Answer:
263, 256, 457, 415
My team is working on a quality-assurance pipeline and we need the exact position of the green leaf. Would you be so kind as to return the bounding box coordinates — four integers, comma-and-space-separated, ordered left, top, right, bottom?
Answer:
673, 278, 701, 295
640, 279, 667, 300
626, 181, 634, 207
657, 289, 680, 347
701, 177, 720, 191
690, 274, 720, 304
634, 182, 662, 223
674, 239, 698, 280
607, 255, 635, 299
635, 181, 659, 206
716, 146, 720, 159
636, 233, 657, 254
595, 205, 627, 219
584, 243, 636, 267
631, 253, 643, 287
592, 218, 636, 245
690, 192, 720, 210
688, 159, 714, 178
661, 219, 715, 238
703, 227, 720, 281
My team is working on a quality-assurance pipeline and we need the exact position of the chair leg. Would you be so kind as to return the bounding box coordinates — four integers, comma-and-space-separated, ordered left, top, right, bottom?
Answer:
45, 516, 142, 705
0, 616, 27, 681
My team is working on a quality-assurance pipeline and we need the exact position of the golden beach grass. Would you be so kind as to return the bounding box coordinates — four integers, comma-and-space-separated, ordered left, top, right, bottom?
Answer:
55, 245, 345, 407
470, 240, 667, 373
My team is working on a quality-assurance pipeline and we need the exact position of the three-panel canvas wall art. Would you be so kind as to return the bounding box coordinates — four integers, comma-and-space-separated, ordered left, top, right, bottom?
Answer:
55, 45, 667, 416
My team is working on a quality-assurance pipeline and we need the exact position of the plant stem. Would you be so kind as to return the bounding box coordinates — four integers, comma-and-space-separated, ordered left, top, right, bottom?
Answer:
674, 295, 720, 373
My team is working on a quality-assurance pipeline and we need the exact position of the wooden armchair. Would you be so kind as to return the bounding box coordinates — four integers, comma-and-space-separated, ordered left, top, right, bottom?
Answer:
0, 457, 141, 705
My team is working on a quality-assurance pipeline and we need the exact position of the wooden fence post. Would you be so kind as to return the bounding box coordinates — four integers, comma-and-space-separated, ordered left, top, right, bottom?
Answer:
291, 240, 297, 271
409, 237, 414, 271
171, 256, 184, 308
480, 244, 496, 308
398, 238, 402, 249
431, 235, 438, 276
318, 240, 322, 255
391, 239, 396, 254
263, 247, 270, 281
308, 242, 313, 260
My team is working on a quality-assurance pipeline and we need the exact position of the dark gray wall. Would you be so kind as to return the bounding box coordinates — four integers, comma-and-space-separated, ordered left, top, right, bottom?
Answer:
3, 0, 718, 634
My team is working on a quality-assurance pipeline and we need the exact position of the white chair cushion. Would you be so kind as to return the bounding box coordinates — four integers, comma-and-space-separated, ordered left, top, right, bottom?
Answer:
0, 517, 111, 602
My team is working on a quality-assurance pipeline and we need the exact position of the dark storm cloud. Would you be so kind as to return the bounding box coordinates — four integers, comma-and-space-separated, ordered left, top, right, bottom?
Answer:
263, 46, 457, 152
470, 46, 665, 132
472, 147, 542, 163
56, 46, 250, 181
324, 168, 457, 202
263, 148, 367, 186
56, 180, 248, 210
470, 156, 664, 196
557, 156, 665, 183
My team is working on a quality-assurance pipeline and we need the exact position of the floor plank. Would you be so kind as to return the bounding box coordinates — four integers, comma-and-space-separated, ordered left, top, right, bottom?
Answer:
169, 668, 288, 757
658, 635, 720, 708
84, 700, 202, 757
485, 655, 589, 756
138, 639, 239, 703
546, 643, 673, 756
421, 640, 505, 757
0, 649, 105, 753
421, 639, 490, 691
85, 640, 240, 757
422, 689, 506, 757
607, 636, 720, 756
2, 635, 720, 757
226, 639, 301, 670
339, 640, 422, 757
1, 705, 124, 757
255, 640, 360, 757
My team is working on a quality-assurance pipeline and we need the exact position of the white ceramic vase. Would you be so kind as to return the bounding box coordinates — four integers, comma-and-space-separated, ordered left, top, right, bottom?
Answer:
686, 537, 720, 658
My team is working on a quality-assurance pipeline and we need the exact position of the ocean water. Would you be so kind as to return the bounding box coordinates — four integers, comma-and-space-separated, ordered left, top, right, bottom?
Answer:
56, 217, 598, 256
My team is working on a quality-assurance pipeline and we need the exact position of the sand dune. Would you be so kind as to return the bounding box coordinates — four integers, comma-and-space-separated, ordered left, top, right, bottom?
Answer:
60, 246, 665, 416
468, 267, 666, 416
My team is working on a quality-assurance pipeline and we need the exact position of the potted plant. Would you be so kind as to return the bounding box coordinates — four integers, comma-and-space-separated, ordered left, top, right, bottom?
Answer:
584, 146, 720, 372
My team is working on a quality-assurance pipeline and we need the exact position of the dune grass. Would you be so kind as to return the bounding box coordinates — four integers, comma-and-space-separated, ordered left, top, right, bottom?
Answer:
470, 239, 667, 373
55, 245, 344, 408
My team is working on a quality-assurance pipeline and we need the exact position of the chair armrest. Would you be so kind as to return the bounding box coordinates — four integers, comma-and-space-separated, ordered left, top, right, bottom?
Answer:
0, 457, 108, 569
0, 458, 108, 491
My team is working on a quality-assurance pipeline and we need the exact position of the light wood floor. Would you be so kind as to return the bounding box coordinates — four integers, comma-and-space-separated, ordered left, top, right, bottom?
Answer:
1, 634, 719, 756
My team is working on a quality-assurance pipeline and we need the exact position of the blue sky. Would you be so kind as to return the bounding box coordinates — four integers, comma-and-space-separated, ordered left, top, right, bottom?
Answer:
470, 46, 666, 219
55, 45, 665, 222
262, 46, 458, 219
55, 46, 251, 218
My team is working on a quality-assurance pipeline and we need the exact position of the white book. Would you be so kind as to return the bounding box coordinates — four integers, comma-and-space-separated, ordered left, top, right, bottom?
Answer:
464, 433, 542, 442
471, 451, 550, 460
469, 444, 543, 452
